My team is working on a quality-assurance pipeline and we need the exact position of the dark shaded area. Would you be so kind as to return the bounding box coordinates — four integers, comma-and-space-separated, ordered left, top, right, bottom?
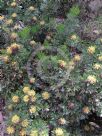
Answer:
80, 112, 102, 135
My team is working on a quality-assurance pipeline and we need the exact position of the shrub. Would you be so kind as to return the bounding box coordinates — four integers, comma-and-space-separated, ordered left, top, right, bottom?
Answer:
0, 1, 102, 136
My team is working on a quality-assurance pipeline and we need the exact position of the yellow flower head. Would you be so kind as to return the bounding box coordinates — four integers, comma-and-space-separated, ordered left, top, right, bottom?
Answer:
14, 24, 20, 30
11, 43, 21, 49
7, 47, 12, 54
8, 104, 13, 111
31, 96, 36, 102
11, 115, 20, 124
32, 16, 37, 21
68, 60, 75, 70
21, 119, 29, 127
0, 15, 4, 21
3, 56, 9, 63
40, 20, 45, 26
12, 61, 17, 66
28, 6, 35, 11
73, 54, 81, 62
70, 34, 77, 40
82, 106, 90, 114
12, 13, 17, 18
12, 95, 19, 103
46, 35, 51, 40
42, 92, 50, 100
87, 46, 96, 54
27, 90, 36, 96
23, 86, 30, 94
23, 95, 29, 103
6, 19, 13, 25
55, 128, 64, 136
19, 129, 26, 136
58, 118, 66, 125
93, 63, 101, 70
11, 2, 17, 7
58, 60, 67, 68
30, 130, 38, 136
10, 32, 18, 40
40, 130, 48, 136
98, 55, 102, 61
87, 75, 97, 84
30, 77, 35, 83
29, 106, 36, 113
7, 126, 15, 134
30, 41, 36, 46
84, 125, 90, 131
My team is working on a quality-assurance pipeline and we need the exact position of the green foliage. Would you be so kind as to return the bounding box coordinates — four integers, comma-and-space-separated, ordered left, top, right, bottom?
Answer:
31, 24, 41, 34
19, 26, 31, 40
56, 24, 65, 33
0, 0, 4, 9
13, 47, 29, 65
37, 52, 46, 59
69, 5, 80, 17
29, 119, 49, 131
